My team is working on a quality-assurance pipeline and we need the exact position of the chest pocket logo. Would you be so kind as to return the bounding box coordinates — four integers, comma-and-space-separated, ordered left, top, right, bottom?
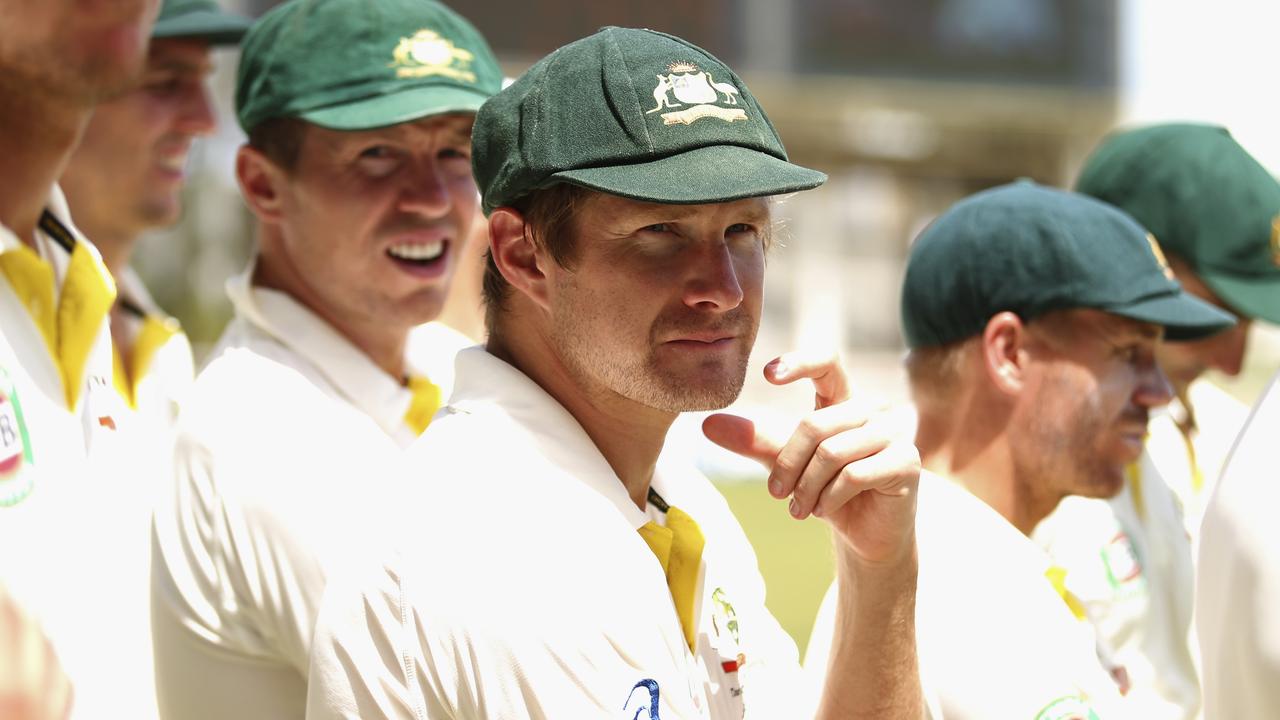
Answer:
0, 367, 33, 506
622, 679, 661, 720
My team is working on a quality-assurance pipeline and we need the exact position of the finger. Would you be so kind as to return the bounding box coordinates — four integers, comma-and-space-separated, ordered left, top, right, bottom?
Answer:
768, 402, 871, 500
789, 423, 891, 519
763, 352, 851, 409
702, 413, 782, 468
812, 440, 921, 519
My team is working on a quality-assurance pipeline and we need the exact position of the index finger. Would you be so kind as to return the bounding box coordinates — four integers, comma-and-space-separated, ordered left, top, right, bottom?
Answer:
764, 351, 852, 409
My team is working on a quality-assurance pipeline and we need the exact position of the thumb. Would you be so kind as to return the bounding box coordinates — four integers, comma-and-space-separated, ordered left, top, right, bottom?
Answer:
702, 413, 782, 468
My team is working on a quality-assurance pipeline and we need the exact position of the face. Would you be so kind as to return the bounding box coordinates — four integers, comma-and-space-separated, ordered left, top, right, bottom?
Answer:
1015, 310, 1173, 500
265, 114, 478, 338
545, 193, 768, 413
62, 39, 215, 239
0, 0, 160, 102
1156, 264, 1250, 394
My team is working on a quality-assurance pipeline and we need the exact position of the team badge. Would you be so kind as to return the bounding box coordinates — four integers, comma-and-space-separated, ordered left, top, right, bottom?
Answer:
0, 367, 34, 507
646, 62, 747, 126
1146, 234, 1175, 281
1034, 695, 1101, 720
1270, 214, 1280, 268
622, 679, 661, 719
1101, 531, 1143, 589
390, 29, 476, 82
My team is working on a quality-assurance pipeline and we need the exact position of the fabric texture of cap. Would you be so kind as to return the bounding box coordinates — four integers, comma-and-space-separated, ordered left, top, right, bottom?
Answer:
152, 0, 252, 45
236, 0, 502, 133
472, 26, 826, 214
1076, 123, 1280, 324
901, 181, 1236, 349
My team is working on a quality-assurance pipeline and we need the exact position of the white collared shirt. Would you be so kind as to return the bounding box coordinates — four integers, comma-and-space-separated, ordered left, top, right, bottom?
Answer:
151, 264, 472, 720
806, 472, 1123, 720
0, 186, 155, 719
1033, 455, 1200, 719
306, 346, 804, 720
1197, 371, 1280, 720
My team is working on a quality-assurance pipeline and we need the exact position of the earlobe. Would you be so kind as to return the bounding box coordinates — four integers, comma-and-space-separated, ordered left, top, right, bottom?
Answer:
489, 207, 551, 312
983, 311, 1026, 394
235, 145, 285, 223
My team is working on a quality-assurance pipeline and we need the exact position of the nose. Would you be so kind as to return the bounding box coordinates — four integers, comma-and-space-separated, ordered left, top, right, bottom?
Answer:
176, 83, 216, 137
682, 240, 744, 312
398, 158, 453, 218
1134, 360, 1175, 409
1205, 318, 1251, 376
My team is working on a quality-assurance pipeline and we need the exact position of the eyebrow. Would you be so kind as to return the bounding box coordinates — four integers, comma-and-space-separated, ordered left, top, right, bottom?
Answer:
147, 59, 214, 76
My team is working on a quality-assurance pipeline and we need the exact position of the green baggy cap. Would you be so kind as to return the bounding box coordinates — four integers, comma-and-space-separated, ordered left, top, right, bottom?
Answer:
1077, 123, 1280, 324
901, 181, 1235, 349
152, 0, 252, 45
472, 26, 826, 214
236, 0, 502, 134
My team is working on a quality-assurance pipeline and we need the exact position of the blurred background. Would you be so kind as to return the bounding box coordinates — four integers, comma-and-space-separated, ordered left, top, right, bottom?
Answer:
138, 0, 1280, 654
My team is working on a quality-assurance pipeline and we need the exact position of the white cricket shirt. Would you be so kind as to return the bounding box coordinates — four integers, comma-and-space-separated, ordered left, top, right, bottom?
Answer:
1147, 380, 1247, 538
306, 346, 805, 720
151, 264, 471, 720
1197, 370, 1280, 720
1033, 459, 1199, 719
806, 472, 1123, 720
0, 186, 157, 718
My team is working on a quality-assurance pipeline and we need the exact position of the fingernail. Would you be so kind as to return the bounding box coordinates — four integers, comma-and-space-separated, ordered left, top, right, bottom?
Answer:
789, 498, 802, 518
772, 360, 789, 377
768, 478, 781, 497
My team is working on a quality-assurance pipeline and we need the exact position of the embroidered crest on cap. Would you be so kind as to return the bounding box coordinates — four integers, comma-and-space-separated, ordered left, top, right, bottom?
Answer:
1270, 215, 1280, 268
390, 29, 476, 82
646, 62, 746, 126
1146, 234, 1176, 281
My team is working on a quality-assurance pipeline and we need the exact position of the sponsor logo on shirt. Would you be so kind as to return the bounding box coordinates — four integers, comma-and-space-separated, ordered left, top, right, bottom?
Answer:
1034, 694, 1100, 720
0, 366, 33, 506
1100, 531, 1144, 590
622, 679, 661, 720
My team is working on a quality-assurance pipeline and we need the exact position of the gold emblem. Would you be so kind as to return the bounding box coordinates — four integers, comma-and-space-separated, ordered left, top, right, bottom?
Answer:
1270, 215, 1280, 268
390, 29, 476, 82
646, 61, 747, 126
1147, 233, 1175, 281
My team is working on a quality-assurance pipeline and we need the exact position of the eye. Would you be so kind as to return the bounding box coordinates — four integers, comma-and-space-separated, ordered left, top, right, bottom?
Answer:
359, 145, 396, 160
143, 76, 182, 97
438, 146, 470, 161
641, 223, 674, 234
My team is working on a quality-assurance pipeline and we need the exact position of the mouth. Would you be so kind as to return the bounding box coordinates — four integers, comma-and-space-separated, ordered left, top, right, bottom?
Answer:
386, 239, 450, 278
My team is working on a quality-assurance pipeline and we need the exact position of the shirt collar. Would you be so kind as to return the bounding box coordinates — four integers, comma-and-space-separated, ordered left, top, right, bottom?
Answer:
225, 259, 420, 440
0, 185, 92, 285
448, 346, 658, 530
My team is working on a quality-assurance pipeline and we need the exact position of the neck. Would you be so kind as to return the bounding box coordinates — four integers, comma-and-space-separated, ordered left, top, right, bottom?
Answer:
252, 245, 410, 380
488, 312, 676, 510
76, 221, 133, 280
916, 399, 1053, 536
0, 78, 90, 246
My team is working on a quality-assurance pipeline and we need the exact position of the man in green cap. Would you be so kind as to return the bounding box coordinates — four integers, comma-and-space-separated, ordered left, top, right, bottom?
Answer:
148, 1, 501, 718
804, 181, 1233, 719
60, 0, 250, 423
1032, 123, 1280, 720
0, 0, 161, 717
307, 26, 923, 720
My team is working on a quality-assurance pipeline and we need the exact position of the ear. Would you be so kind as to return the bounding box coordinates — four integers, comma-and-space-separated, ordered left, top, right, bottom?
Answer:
235, 145, 288, 224
981, 311, 1028, 395
488, 207, 552, 313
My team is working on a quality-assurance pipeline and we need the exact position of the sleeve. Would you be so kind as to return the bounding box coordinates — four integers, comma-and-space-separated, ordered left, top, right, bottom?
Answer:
306, 554, 425, 720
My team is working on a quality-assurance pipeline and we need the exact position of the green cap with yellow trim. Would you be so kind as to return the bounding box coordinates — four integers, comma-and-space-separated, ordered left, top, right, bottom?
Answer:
235, 0, 502, 134
472, 26, 826, 214
901, 181, 1235, 349
1076, 123, 1280, 324
152, 0, 251, 45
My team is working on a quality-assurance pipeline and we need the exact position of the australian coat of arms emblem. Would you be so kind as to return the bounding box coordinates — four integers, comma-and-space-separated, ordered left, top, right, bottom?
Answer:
646, 62, 747, 126
390, 29, 476, 82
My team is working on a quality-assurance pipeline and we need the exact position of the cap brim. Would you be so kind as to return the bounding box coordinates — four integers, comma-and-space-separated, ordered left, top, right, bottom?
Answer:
550, 144, 827, 205
299, 85, 490, 131
152, 11, 252, 45
1198, 269, 1280, 325
1106, 290, 1237, 341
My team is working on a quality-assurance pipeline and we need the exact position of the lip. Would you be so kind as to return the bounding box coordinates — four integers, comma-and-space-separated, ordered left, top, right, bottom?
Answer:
662, 334, 737, 350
